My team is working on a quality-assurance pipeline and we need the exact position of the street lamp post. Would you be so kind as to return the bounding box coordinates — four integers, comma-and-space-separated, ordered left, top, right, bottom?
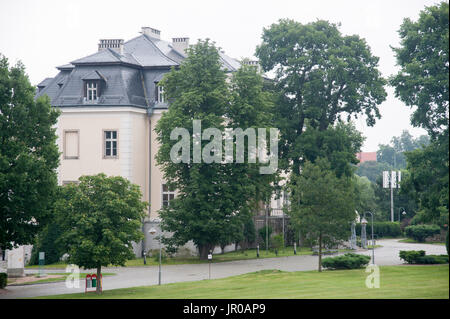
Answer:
398, 207, 406, 223
149, 227, 162, 285
364, 212, 375, 265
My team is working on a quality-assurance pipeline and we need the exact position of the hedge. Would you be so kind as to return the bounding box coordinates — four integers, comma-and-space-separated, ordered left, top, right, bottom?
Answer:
404, 224, 441, 242
322, 253, 371, 270
399, 250, 449, 264
355, 222, 402, 238
0, 273, 7, 289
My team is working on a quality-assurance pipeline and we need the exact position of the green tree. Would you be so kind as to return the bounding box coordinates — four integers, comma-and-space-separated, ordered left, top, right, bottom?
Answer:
377, 130, 430, 169
402, 139, 449, 227
297, 122, 364, 178
390, 2, 449, 227
55, 174, 148, 293
288, 159, 356, 272
354, 175, 378, 216
355, 161, 393, 183
390, 2, 449, 139
0, 54, 60, 251
256, 19, 387, 174
155, 40, 276, 259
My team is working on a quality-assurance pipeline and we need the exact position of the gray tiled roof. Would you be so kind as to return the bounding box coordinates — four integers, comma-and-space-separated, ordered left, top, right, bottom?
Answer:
36, 32, 242, 110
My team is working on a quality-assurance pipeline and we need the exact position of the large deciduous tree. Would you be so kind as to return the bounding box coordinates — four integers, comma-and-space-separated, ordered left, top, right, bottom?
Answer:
288, 159, 355, 272
256, 19, 387, 174
390, 2, 449, 227
390, 1, 449, 139
0, 54, 60, 251
55, 174, 148, 293
155, 40, 276, 259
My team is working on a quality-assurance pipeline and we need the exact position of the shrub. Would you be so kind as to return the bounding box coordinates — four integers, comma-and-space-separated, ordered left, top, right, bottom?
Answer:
405, 224, 441, 242
399, 250, 425, 263
322, 253, 371, 270
417, 255, 448, 264
271, 234, 284, 255
258, 226, 272, 248
0, 273, 7, 289
399, 250, 448, 264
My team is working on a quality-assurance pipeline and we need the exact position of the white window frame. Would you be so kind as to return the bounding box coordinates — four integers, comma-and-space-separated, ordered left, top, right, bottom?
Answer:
103, 130, 118, 158
157, 84, 164, 103
161, 183, 175, 208
63, 129, 79, 160
87, 82, 98, 101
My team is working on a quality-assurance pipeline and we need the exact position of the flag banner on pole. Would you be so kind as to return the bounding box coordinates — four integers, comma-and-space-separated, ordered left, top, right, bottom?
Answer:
391, 171, 397, 188
397, 171, 401, 188
383, 171, 390, 188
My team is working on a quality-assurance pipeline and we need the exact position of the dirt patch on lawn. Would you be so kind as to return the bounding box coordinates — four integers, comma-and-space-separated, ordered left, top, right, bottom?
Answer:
7, 274, 64, 286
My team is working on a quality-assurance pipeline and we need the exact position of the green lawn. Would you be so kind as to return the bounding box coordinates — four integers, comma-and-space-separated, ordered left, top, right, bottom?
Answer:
398, 238, 446, 245
8, 273, 115, 286
35, 265, 449, 299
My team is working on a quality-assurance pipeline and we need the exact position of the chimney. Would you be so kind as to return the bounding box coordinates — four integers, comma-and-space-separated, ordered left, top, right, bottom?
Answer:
172, 37, 190, 54
98, 39, 124, 55
141, 27, 161, 39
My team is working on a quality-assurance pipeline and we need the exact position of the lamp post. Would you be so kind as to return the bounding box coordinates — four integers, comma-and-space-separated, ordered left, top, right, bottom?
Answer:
364, 212, 375, 265
398, 207, 406, 223
149, 227, 162, 285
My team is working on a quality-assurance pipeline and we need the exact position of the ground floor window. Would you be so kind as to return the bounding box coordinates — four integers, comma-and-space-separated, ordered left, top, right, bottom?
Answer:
162, 184, 175, 207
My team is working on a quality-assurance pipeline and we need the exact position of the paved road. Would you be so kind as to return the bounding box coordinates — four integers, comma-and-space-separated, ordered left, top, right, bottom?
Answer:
0, 239, 446, 299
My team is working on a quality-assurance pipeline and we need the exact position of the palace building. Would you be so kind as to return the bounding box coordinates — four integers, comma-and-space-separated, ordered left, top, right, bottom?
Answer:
35, 27, 244, 256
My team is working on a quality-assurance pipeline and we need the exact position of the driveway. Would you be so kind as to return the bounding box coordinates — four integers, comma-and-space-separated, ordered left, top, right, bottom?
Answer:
0, 239, 447, 299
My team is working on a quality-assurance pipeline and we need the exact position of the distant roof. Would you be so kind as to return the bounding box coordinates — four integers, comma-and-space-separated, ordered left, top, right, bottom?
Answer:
356, 152, 377, 164
37, 77, 53, 87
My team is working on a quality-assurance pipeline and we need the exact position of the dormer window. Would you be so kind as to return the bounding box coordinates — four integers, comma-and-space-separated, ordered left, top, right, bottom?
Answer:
157, 83, 165, 103
86, 82, 98, 101
82, 70, 106, 103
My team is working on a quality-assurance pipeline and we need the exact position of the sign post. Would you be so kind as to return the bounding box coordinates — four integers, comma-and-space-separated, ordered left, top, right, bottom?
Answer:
38, 252, 45, 278
208, 251, 212, 280
383, 171, 401, 222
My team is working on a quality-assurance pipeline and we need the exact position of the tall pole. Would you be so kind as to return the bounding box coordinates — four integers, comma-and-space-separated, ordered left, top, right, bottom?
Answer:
158, 234, 162, 285
390, 175, 394, 222
265, 199, 269, 253
371, 213, 374, 264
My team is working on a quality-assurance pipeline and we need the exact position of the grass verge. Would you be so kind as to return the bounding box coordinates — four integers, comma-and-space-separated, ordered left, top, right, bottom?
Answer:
34, 265, 448, 299
8, 273, 115, 286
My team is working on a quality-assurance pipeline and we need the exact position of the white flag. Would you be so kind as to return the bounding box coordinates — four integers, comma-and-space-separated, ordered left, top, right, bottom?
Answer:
397, 171, 401, 188
391, 171, 397, 188
383, 171, 390, 188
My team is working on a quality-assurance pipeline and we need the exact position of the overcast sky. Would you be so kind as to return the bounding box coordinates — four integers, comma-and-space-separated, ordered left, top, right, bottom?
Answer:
0, 0, 439, 151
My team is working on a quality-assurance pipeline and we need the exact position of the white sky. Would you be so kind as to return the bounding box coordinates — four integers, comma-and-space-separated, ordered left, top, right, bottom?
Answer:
0, 0, 438, 151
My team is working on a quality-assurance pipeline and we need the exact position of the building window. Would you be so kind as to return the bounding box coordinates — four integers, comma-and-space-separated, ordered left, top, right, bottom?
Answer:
162, 184, 175, 208
103, 130, 118, 158
157, 84, 164, 103
86, 82, 98, 101
64, 130, 79, 159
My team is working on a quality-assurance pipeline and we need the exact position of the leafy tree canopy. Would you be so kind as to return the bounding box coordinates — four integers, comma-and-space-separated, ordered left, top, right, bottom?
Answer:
55, 174, 148, 293
390, 1, 449, 139
288, 159, 356, 271
0, 54, 59, 250
155, 40, 277, 259
256, 19, 387, 174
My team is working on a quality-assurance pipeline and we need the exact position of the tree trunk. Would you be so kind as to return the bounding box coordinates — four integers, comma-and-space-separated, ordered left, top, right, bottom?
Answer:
318, 232, 322, 273
198, 244, 213, 260
96, 265, 102, 294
